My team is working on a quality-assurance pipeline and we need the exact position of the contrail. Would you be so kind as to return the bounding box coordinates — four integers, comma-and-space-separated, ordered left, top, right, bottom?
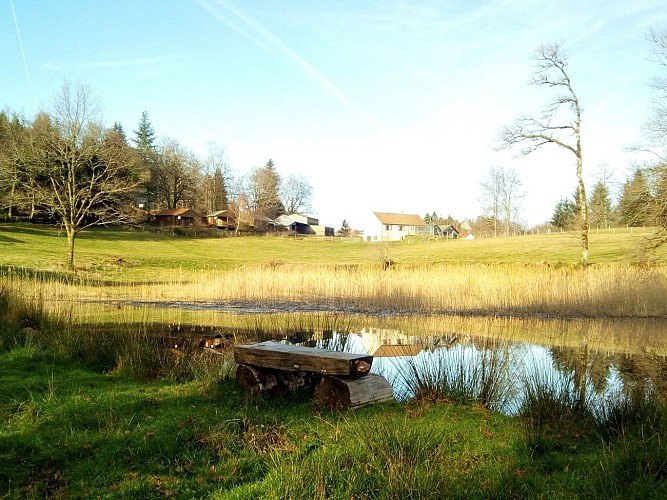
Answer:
197, 0, 376, 125
10, 0, 36, 106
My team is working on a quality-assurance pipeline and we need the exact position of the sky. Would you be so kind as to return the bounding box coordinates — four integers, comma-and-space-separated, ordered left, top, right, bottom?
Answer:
3, 0, 667, 229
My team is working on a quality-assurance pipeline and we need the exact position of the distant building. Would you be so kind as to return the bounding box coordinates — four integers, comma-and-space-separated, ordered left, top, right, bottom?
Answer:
153, 208, 200, 227
362, 212, 428, 242
276, 214, 334, 236
204, 210, 234, 229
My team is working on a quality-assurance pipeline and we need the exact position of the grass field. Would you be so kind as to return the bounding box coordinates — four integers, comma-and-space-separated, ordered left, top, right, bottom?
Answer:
2, 223, 667, 498
0, 223, 665, 276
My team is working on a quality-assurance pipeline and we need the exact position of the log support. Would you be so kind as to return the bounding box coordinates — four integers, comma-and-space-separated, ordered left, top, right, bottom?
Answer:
313, 374, 394, 410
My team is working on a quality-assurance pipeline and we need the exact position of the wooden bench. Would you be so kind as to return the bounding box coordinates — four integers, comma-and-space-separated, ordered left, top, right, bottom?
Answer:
234, 341, 394, 410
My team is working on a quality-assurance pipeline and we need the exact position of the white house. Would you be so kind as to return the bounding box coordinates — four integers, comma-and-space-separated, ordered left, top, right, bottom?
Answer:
362, 212, 428, 242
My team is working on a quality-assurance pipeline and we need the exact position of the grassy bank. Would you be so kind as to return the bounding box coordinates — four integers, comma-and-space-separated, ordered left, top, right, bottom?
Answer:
2, 339, 666, 498
2, 288, 667, 498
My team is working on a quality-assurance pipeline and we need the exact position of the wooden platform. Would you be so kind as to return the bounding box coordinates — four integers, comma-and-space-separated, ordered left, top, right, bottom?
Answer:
233, 341, 394, 409
233, 341, 373, 376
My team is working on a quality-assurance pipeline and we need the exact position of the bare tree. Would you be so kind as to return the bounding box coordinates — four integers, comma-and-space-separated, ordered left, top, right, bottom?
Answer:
480, 166, 524, 236
30, 82, 142, 269
201, 143, 230, 213
281, 173, 313, 214
645, 28, 667, 161
501, 168, 525, 235
500, 43, 589, 265
153, 138, 201, 210
479, 166, 503, 237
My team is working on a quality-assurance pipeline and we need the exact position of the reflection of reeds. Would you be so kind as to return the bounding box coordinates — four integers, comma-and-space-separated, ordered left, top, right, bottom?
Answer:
5, 262, 667, 320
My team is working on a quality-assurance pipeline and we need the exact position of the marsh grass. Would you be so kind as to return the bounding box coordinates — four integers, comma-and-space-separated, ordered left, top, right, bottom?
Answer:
592, 383, 667, 497
385, 339, 517, 412
517, 362, 591, 454
5, 260, 667, 323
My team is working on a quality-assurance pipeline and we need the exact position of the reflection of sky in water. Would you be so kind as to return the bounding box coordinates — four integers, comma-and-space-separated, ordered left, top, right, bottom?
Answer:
317, 331, 656, 416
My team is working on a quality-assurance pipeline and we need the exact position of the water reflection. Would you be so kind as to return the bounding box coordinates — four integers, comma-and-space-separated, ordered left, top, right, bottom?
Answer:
300, 321, 667, 416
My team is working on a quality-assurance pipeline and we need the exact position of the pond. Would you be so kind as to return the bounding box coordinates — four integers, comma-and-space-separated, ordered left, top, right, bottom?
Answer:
70, 300, 667, 415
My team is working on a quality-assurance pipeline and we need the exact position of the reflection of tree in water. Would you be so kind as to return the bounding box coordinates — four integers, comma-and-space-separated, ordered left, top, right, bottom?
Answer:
550, 346, 667, 399
550, 346, 612, 394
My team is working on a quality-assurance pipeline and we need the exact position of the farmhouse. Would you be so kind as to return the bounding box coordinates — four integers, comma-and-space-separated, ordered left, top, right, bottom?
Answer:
153, 208, 200, 227
363, 212, 428, 242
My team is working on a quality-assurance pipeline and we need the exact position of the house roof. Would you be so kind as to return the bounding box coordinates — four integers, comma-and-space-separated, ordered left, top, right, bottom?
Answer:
155, 208, 200, 218
373, 212, 426, 226
206, 210, 231, 218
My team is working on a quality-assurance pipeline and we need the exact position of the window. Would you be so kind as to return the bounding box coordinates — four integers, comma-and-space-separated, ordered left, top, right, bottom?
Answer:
385, 224, 390, 230
399, 225, 404, 231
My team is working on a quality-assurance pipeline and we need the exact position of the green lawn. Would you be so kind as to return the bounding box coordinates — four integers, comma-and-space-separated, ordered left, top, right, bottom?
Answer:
0, 223, 664, 280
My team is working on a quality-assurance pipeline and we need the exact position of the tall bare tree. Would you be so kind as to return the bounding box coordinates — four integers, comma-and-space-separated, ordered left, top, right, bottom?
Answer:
644, 28, 667, 234
500, 43, 589, 264
30, 82, 142, 269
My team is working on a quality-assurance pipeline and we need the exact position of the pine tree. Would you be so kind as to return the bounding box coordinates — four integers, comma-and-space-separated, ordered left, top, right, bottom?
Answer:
618, 169, 653, 226
551, 198, 577, 229
132, 112, 158, 212
588, 181, 614, 229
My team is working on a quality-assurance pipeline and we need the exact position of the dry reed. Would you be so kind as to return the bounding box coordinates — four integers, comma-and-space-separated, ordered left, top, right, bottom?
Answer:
5, 262, 666, 320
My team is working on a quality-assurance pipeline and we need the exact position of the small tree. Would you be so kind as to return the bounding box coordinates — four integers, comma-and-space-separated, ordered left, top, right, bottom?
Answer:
338, 219, 351, 236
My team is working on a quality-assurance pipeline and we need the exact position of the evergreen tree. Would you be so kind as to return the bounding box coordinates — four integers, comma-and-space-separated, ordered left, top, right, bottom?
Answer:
651, 164, 667, 229
338, 219, 351, 236
132, 111, 158, 212
618, 169, 653, 226
112, 122, 127, 142
133, 111, 156, 157
551, 197, 577, 229
588, 181, 614, 229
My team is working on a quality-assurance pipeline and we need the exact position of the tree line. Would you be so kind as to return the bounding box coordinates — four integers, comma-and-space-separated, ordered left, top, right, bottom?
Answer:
0, 83, 313, 268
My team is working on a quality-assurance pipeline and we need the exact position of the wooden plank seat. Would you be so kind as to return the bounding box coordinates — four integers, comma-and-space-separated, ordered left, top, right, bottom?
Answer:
233, 341, 373, 376
233, 341, 394, 409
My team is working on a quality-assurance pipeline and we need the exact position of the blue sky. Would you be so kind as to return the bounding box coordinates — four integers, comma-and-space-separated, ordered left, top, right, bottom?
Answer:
3, 0, 667, 228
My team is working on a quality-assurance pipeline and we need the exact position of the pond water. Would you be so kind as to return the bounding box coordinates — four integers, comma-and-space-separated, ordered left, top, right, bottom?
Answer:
73, 300, 667, 414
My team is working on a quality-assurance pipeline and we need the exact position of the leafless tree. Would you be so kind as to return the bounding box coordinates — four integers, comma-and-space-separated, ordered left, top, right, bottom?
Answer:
281, 173, 313, 215
153, 138, 201, 210
30, 82, 142, 269
480, 166, 524, 237
201, 143, 231, 212
500, 43, 589, 265
645, 28, 667, 161
480, 166, 502, 237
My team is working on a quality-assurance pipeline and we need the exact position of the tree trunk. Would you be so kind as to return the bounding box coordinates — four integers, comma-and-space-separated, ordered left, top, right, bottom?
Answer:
576, 154, 589, 266
66, 227, 76, 271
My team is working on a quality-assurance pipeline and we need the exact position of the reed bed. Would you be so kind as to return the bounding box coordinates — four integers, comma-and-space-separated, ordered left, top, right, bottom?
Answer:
4, 262, 667, 320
